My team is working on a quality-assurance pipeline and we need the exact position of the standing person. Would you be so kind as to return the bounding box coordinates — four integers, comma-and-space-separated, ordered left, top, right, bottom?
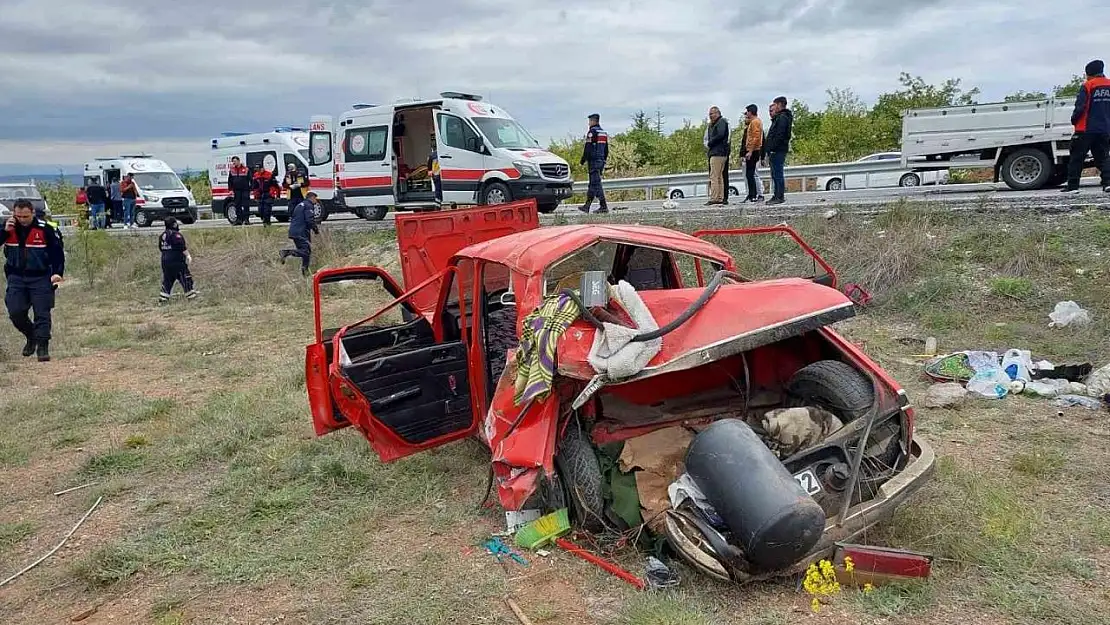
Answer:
4, 199, 64, 362
279, 191, 320, 277
1064, 59, 1110, 194
108, 177, 122, 226
705, 106, 730, 206
120, 173, 140, 228
252, 165, 279, 226
283, 164, 310, 219
158, 217, 197, 301
85, 179, 108, 230
427, 134, 443, 205
578, 113, 609, 214
742, 104, 766, 203
765, 96, 793, 205
226, 156, 252, 225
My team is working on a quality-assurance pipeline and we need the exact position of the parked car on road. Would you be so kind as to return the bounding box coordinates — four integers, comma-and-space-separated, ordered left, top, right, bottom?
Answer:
0, 183, 50, 218
817, 152, 948, 191
666, 181, 743, 200
306, 200, 935, 584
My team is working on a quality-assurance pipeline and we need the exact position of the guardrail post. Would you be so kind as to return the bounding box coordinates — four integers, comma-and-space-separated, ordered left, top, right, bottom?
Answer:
646, 187, 653, 201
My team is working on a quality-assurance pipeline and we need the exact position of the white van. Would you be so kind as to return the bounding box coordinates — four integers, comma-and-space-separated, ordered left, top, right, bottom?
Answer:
307, 92, 573, 220
208, 128, 344, 224
83, 156, 198, 227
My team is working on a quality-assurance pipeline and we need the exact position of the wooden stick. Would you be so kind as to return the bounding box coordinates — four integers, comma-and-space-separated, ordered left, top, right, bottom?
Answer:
0, 496, 103, 588
505, 598, 535, 625
54, 482, 97, 497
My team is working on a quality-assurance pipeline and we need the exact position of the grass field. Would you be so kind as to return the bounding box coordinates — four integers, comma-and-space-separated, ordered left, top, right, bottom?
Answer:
2, 205, 1109, 624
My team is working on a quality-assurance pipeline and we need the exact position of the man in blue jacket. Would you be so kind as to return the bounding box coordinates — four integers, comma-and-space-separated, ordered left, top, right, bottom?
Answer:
578, 113, 609, 214
1064, 59, 1110, 194
4, 199, 64, 361
280, 191, 320, 277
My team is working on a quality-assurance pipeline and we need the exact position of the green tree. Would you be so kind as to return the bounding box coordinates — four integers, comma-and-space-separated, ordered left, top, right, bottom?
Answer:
1054, 75, 1085, 98
1004, 90, 1049, 102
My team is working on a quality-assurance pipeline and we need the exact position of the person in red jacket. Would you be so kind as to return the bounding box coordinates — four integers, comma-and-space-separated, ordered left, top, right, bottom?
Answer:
1064, 59, 1110, 194
226, 156, 252, 225
251, 165, 281, 226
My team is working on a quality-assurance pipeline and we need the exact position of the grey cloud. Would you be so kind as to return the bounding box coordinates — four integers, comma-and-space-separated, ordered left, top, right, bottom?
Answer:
729, 0, 952, 31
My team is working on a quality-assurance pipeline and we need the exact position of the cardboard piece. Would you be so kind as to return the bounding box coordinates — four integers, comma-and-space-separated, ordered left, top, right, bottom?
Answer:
618, 427, 695, 531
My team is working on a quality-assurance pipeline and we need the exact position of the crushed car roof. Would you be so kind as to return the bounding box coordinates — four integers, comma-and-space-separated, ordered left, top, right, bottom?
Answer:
457, 224, 735, 277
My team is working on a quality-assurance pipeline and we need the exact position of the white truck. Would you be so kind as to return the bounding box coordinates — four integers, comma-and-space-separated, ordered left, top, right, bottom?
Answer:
901, 97, 1090, 190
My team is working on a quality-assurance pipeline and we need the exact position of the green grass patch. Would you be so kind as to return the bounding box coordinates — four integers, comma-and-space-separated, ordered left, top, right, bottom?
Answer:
0, 521, 35, 554
617, 593, 710, 625
990, 277, 1034, 299
1010, 449, 1065, 479
72, 543, 145, 588
79, 449, 145, 478
848, 582, 933, 617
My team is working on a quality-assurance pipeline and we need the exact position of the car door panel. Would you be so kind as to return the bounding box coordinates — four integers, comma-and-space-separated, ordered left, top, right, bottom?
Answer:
434, 111, 488, 205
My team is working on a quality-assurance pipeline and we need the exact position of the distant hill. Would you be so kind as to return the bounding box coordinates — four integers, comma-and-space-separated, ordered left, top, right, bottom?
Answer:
0, 174, 84, 186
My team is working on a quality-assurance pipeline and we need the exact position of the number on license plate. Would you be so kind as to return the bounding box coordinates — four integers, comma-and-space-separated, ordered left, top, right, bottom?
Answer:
793, 469, 822, 496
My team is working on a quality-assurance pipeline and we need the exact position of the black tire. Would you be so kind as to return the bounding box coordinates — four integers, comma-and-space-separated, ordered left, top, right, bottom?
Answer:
727, 186, 740, 197
311, 201, 329, 223
134, 210, 150, 227
553, 422, 605, 532
179, 215, 196, 225
363, 206, 388, 221
898, 173, 921, 187
825, 178, 843, 191
786, 360, 875, 423
537, 202, 559, 214
669, 189, 685, 199
224, 200, 238, 225
1000, 147, 1053, 191
480, 181, 512, 205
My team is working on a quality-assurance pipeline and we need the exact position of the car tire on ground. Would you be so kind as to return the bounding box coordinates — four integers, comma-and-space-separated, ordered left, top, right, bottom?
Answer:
1000, 147, 1053, 191
179, 214, 196, 225
134, 210, 150, 227
224, 201, 238, 225
312, 202, 330, 223
899, 173, 921, 187
669, 189, 685, 199
728, 186, 740, 197
553, 421, 605, 532
825, 178, 843, 191
480, 181, 512, 205
363, 206, 388, 221
786, 360, 875, 423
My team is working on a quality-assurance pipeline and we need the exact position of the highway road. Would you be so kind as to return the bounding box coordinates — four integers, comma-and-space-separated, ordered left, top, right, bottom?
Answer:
83, 179, 1109, 237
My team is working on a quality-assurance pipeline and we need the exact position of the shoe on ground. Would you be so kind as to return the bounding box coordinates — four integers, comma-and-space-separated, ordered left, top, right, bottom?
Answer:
577, 204, 592, 213
1061, 187, 1080, 194
22, 336, 36, 357
756, 196, 765, 202
767, 197, 785, 205
595, 206, 610, 214
186, 290, 198, 299
159, 291, 171, 300
1103, 185, 1110, 193
36, 341, 50, 362
279, 251, 288, 264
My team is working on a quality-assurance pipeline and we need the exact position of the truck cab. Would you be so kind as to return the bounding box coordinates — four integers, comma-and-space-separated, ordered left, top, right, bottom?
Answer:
309, 92, 573, 221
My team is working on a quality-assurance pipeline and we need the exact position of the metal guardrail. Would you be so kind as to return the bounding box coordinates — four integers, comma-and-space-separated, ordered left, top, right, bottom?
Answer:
570, 160, 920, 195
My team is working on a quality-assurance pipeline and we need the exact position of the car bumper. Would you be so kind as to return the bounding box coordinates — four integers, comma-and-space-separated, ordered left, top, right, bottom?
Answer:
507, 177, 573, 206
139, 204, 197, 217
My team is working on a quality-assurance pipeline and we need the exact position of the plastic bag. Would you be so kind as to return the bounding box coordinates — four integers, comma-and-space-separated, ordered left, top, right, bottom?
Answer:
1001, 349, 1034, 382
644, 556, 680, 590
1049, 301, 1091, 327
967, 367, 1011, 399
1053, 395, 1104, 410
1087, 363, 1110, 398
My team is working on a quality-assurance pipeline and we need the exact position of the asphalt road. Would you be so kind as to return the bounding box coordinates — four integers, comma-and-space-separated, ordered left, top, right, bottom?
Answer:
82, 178, 1109, 237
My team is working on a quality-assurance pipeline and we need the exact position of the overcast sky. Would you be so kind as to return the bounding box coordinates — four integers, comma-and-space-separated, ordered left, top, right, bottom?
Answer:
1, 0, 1106, 174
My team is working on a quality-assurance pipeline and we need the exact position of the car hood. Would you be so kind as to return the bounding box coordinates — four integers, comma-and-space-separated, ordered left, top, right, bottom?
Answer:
502, 148, 568, 166
556, 278, 856, 382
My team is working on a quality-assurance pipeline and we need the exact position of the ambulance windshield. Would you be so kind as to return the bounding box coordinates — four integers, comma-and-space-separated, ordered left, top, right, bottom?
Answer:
472, 117, 541, 150
133, 172, 185, 191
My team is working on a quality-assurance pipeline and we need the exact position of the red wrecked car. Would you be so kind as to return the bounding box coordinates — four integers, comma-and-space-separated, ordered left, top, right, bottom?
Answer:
305, 200, 935, 582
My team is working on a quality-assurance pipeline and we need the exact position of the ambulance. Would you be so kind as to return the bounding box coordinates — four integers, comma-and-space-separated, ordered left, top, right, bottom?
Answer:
307, 92, 573, 220
207, 127, 342, 224
83, 156, 198, 227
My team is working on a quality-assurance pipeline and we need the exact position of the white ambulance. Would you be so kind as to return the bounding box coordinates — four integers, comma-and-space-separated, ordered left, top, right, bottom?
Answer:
207, 127, 342, 224
306, 92, 573, 221
83, 156, 198, 227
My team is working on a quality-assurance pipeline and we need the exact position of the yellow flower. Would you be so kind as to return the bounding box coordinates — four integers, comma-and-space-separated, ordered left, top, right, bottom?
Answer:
863, 583, 874, 594
843, 556, 855, 573
811, 597, 821, 613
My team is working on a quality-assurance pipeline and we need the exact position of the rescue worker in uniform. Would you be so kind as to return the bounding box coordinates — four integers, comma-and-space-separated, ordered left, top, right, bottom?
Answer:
1064, 59, 1110, 194
283, 164, 310, 213
579, 113, 609, 214
158, 217, 197, 301
279, 191, 320, 277
427, 134, 442, 205
4, 199, 64, 362
227, 156, 252, 225
252, 165, 280, 226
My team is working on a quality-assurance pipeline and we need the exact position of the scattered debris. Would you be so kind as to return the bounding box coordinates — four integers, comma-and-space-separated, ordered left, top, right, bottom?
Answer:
515, 509, 570, 549
53, 482, 97, 497
661, 199, 679, 209
923, 383, 968, 408
555, 537, 646, 590
924, 336, 938, 357
833, 544, 933, 586
823, 209, 839, 219
1087, 363, 1110, 398
505, 598, 536, 625
842, 283, 872, 307
505, 509, 542, 534
618, 427, 694, 532
1048, 301, 1091, 327
0, 497, 103, 588
485, 537, 529, 568
1001, 349, 1034, 382
761, 407, 844, 457
644, 557, 680, 590
70, 606, 98, 622
1053, 395, 1104, 411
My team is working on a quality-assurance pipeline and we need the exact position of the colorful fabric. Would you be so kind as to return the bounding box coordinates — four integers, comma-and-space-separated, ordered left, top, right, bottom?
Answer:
514, 292, 581, 405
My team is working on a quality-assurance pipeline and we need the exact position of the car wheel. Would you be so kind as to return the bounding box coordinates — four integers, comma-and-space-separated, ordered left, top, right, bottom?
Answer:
363, 206, 388, 221
553, 421, 605, 532
727, 186, 740, 197
312, 202, 330, 223
825, 178, 843, 191
179, 214, 196, 225
537, 202, 559, 214
899, 173, 921, 187
225, 201, 238, 225
1001, 147, 1053, 190
134, 210, 150, 227
481, 181, 512, 205
669, 189, 685, 200
786, 360, 875, 423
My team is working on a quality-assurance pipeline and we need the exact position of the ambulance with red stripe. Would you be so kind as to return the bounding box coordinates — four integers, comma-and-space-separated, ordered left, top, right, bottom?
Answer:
306, 92, 573, 220
208, 127, 346, 223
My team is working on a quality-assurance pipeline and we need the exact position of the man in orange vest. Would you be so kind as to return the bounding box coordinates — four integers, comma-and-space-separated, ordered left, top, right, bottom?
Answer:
1064, 59, 1110, 194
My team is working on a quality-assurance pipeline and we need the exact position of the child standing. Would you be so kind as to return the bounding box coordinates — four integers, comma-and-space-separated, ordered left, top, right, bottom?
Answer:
158, 217, 197, 301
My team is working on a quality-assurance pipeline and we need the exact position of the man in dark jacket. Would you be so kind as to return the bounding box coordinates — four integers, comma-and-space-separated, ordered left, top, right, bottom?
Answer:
4, 199, 64, 361
764, 96, 793, 205
280, 191, 320, 277
706, 106, 730, 205
1064, 59, 1110, 194
227, 156, 252, 225
84, 179, 109, 229
158, 217, 197, 301
579, 113, 609, 214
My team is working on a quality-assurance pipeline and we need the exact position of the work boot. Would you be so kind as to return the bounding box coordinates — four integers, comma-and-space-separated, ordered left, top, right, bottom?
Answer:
36, 340, 50, 362
596, 204, 609, 214
21, 335, 36, 357
767, 197, 785, 205
279, 250, 289, 264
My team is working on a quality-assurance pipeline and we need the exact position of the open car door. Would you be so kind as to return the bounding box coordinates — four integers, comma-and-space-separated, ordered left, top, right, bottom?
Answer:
319, 266, 480, 463
692, 226, 838, 288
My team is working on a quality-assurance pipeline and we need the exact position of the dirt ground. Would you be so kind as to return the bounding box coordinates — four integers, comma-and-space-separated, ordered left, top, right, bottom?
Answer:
2, 212, 1109, 624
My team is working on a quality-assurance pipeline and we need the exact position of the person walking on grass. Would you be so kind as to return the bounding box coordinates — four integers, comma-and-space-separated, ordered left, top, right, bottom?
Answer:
4, 199, 64, 362
280, 191, 321, 277
764, 96, 793, 205
158, 217, 197, 302
705, 106, 730, 205
1063, 59, 1110, 194
742, 104, 766, 203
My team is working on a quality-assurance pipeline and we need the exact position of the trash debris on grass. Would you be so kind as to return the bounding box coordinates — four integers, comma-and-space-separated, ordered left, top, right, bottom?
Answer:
555, 536, 646, 590
926, 351, 1107, 408
832, 544, 933, 586
661, 199, 679, 210
1048, 300, 1091, 327
1052, 395, 1104, 411
515, 509, 570, 549
923, 383, 967, 408
505, 509, 543, 534
644, 556, 680, 590
485, 536, 529, 568
842, 283, 872, 307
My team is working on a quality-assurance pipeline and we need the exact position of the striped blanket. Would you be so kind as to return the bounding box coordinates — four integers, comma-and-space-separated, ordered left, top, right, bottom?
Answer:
513, 292, 581, 405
